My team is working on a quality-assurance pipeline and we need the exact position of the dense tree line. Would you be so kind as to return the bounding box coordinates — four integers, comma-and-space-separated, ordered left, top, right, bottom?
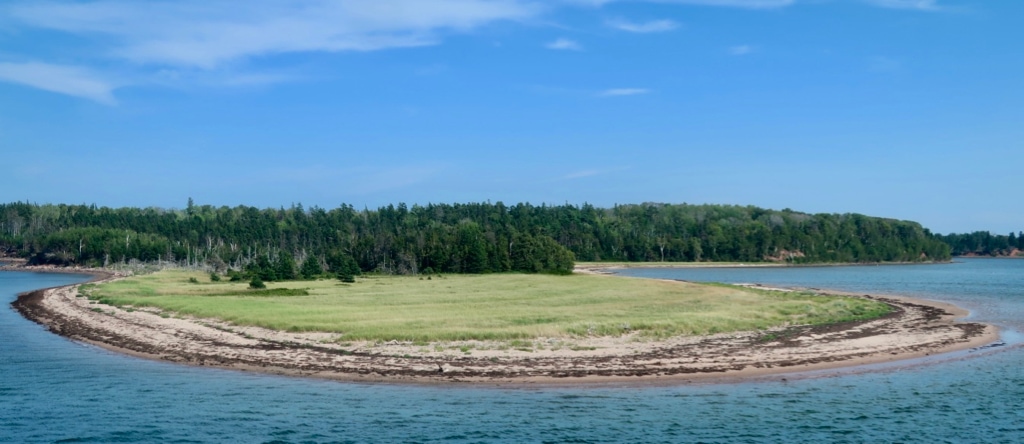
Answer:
936, 231, 1024, 256
0, 201, 952, 276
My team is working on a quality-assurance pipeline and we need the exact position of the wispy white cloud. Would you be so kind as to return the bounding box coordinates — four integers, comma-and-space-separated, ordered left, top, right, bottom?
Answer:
599, 88, 650, 97
729, 45, 753, 55
1, 0, 542, 102
557, 0, 612, 6
0, 61, 118, 104
143, 67, 300, 91
657, 0, 794, 7
0, 0, 941, 104
546, 37, 583, 50
607, 18, 678, 33
545, 0, 944, 11
6, 0, 542, 69
671, 0, 790, 6
565, 0, 793, 7
862, 0, 941, 11
2, 0, 941, 74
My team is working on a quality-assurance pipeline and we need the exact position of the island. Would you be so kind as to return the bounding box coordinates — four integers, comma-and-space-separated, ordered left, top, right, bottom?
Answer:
9, 265, 997, 384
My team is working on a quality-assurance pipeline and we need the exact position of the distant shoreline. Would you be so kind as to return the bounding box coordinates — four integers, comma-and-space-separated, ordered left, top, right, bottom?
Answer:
574, 260, 955, 274
6, 264, 998, 385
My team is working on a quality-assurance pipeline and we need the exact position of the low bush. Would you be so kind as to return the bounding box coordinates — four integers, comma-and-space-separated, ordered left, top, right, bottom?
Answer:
249, 277, 266, 289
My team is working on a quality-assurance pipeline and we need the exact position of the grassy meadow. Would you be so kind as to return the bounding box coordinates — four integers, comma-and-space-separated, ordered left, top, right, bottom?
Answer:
81, 270, 891, 342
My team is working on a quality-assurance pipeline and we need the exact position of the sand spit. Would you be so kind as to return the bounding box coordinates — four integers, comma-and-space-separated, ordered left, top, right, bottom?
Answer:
8, 267, 998, 385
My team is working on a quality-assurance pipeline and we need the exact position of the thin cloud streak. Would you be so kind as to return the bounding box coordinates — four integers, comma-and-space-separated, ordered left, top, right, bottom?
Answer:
0, 61, 118, 104
607, 18, 678, 33
863, 0, 941, 11
573, 0, 943, 9
6, 0, 543, 69
3, 0, 943, 72
0, 0, 945, 104
565, 0, 793, 8
546, 38, 583, 50
599, 88, 650, 96
656, 0, 794, 7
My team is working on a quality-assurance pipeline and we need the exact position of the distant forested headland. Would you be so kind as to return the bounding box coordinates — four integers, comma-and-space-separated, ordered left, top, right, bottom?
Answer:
0, 200, 964, 276
936, 231, 1024, 257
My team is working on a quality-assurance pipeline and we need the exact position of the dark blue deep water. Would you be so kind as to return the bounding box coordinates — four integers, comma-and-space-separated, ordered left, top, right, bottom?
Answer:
2, 259, 1023, 443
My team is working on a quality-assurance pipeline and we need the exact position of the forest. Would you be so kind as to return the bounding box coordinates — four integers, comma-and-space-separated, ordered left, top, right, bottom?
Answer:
0, 200, 956, 277
936, 231, 1024, 256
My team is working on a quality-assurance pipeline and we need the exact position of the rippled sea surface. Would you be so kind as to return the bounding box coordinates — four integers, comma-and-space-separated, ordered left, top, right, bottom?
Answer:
2, 259, 1023, 443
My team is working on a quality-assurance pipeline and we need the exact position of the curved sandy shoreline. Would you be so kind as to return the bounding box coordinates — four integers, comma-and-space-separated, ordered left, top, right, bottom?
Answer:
6, 266, 999, 385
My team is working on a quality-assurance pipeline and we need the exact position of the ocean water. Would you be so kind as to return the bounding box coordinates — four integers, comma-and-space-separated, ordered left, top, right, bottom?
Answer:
1, 259, 1022, 443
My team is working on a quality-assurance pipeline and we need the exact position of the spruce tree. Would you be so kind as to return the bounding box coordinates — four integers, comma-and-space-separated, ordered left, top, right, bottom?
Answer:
299, 256, 322, 279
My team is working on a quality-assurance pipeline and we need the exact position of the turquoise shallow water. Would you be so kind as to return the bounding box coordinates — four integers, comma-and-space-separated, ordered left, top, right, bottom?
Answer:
2, 259, 1023, 443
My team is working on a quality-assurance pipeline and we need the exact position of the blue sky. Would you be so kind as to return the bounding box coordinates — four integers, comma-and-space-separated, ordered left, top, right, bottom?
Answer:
1, 0, 1020, 234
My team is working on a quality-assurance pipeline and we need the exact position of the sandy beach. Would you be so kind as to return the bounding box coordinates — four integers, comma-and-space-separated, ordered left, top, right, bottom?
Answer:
8, 266, 999, 385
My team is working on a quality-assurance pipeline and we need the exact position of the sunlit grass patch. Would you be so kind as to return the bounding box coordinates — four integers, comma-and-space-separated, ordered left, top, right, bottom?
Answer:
88, 270, 891, 342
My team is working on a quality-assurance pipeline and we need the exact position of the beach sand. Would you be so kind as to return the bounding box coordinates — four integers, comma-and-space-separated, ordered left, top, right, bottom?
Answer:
8, 266, 999, 385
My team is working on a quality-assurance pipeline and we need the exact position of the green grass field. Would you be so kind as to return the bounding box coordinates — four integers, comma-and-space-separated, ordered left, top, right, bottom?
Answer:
81, 270, 891, 342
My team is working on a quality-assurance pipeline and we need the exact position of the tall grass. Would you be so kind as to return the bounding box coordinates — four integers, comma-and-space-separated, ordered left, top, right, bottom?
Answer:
88, 270, 891, 341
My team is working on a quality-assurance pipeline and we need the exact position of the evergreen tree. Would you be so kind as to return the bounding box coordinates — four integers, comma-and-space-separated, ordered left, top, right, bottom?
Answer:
245, 255, 277, 281
341, 255, 361, 278
337, 271, 356, 283
275, 252, 297, 280
455, 222, 488, 274
299, 255, 322, 279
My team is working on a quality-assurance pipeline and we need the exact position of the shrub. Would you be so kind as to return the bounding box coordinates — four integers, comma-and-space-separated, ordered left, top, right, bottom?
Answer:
188, 277, 199, 284
210, 273, 221, 282
249, 276, 266, 289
